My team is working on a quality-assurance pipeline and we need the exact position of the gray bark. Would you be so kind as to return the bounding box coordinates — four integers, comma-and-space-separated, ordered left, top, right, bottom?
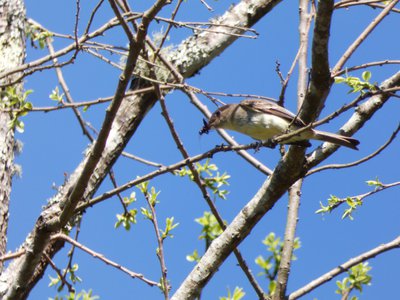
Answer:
0, 0, 26, 272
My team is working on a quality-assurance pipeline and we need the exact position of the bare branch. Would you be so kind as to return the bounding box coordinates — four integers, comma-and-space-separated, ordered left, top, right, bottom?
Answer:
335, 0, 400, 13
84, 0, 106, 35
289, 235, 400, 299
75, 141, 271, 213
52, 233, 159, 287
308, 122, 400, 175
333, 0, 400, 73
0, 250, 26, 263
273, 180, 302, 300
332, 60, 400, 77
300, 0, 334, 123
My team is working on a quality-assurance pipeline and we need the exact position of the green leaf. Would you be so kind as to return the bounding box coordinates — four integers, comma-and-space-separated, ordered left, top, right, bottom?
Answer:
219, 287, 245, 300
334, 76, 346, 83
15, 119, 25, 133
49, 86, 64, 102
366, 178, 383, 187
268, 280, 277, 295
141, 207, 153, 220
362, 71, 371, 82
195, 212, 223, 242
115, 209, 138, 230
137, 181, 149, 193
23, 101, 33, 110
186, 249, 201, 263
160, 217, 179, 239
176, 159, 230, 200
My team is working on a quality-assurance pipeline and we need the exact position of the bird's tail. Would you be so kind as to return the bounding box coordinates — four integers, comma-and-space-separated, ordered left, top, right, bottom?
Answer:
313, 130, 360, 150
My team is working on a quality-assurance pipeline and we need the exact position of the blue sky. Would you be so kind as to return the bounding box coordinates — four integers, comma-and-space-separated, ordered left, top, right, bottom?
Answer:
6, 1, 400, 299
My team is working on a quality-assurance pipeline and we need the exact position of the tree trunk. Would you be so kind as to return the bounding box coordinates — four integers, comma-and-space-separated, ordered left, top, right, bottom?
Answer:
0, 0, 26, 272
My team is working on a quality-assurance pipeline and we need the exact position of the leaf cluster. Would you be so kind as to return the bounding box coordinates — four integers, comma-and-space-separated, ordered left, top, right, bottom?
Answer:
336, 262, 372, 299
26, 23, 53, 49
255, 233, 301, 295
334, 71, 377, 95
49, 289, 99, 300
175, 159, 230, 199
0, 87, 33, 132
219, 287, 245, 300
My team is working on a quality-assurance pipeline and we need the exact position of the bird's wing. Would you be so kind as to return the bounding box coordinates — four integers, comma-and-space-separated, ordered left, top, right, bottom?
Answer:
239, 99, 306, 127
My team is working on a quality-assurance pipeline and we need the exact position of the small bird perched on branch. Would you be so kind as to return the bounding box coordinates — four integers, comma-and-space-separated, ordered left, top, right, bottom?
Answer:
199, 99, 359, 150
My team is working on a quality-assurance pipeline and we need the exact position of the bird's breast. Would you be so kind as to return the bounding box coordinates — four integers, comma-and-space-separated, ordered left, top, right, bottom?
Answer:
230, 111, 291, 140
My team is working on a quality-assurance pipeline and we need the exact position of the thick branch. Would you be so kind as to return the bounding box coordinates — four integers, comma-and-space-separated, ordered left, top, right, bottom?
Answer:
300, 0, 334, 123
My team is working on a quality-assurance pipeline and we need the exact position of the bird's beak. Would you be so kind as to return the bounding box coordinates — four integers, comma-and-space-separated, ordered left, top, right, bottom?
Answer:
199, 118, 211, 135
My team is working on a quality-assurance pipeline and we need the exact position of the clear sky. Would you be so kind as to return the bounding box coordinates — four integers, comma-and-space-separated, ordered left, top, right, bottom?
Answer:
7, 1, 400, 299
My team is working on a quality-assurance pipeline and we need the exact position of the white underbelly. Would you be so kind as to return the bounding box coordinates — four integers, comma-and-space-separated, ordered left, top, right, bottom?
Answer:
233, 113, 291, 140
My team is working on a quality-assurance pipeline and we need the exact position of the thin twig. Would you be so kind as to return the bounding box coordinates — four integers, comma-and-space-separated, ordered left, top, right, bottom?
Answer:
74, 0, 81, 51
332, 60, 400, 77
44, 253, 75, 293
153, 0, 184, 60
333, 0, 400, 73
0, 86, 161, 113
335, 0, 400, 13
273, 180, 302, 300
308, 122, 400, 175
277, 46, 302, 106
84, 0, 106, 35
46, 39, 94, 140
289, 235, 400, 299
108, 0, 134, 42
273, 1, 310, 297
75, 140, 270, 214
52, 233, 160, 287
0, 249, 26, 262
0, 14, 139, 84
143, 187, 170, 299
198, 0, 214, 11
121, 152, 165, 168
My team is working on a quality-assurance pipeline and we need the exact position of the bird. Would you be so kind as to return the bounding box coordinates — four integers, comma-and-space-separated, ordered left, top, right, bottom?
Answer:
199, 99, 359, 150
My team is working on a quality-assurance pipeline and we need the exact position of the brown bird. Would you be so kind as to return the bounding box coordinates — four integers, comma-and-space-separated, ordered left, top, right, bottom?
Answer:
200, 99, 359, 150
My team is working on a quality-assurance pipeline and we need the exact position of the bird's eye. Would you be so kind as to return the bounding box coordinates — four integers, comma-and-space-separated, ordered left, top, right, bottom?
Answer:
215, 111, 221, 117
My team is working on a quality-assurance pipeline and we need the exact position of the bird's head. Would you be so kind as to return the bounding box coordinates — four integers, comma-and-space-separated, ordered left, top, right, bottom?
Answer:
199, 105, 232, 135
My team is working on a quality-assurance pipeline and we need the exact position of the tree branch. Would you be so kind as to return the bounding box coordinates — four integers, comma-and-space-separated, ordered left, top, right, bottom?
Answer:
289, 235, 400, 299
333, 0, 400, 73
52, 233, 159, 287
300, 0, 334, 123
307, 71, 400, 168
